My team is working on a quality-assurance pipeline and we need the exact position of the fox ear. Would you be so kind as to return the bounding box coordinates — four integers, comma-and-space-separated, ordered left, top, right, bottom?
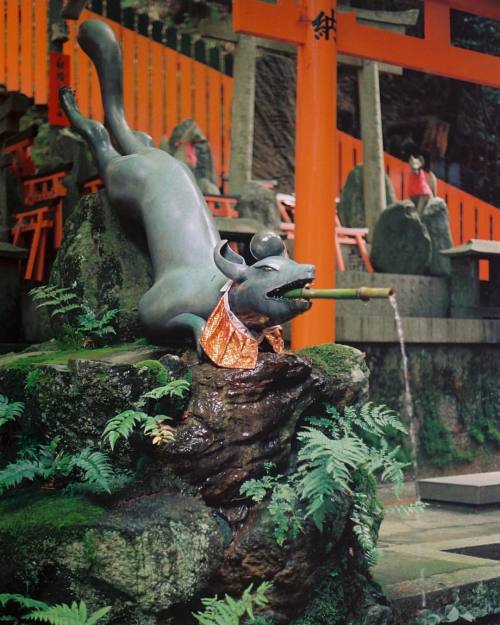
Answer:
214, 240, 249, 283
418, 155, 425, 166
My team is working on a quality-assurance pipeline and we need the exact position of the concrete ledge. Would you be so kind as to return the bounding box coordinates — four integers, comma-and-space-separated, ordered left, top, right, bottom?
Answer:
336, 315, 500, 344
418, 473, 500, 505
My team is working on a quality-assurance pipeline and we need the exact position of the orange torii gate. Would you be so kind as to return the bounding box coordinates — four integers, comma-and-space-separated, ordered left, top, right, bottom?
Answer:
232, 0, 500, 349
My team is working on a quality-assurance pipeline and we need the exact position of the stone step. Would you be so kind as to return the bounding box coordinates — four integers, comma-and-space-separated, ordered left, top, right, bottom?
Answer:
418, 472, 500, 505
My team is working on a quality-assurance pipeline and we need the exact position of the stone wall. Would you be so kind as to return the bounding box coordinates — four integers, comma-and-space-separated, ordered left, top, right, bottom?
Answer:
348, 342, 500, 477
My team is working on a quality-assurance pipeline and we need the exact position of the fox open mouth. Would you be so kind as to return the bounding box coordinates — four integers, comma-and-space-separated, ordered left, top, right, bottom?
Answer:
267, 278, 312, 300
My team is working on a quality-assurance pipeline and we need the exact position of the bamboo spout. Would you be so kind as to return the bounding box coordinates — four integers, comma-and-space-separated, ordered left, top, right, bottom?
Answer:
283, 287, 395, 301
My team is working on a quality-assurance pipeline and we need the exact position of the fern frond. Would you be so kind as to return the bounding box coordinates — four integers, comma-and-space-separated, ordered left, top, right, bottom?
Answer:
0, 395, 24, 427
142, 378, 190, 400
0, 594, 49, 611
26, 600, 111, 625
141, 416, 175, 445
102, 410, 149, 450
193, 583, 271, 625
0, 459, 41, 494
70, 449, 114, 493
50, 304, 83, 318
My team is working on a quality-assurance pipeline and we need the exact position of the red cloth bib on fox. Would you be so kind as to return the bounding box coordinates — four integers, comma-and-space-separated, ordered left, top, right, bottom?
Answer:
200, 282, 284, 369
408, 170, 433, 197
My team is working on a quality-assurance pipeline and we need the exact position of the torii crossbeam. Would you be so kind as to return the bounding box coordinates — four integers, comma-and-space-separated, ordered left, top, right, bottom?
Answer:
233, 0, 500, 349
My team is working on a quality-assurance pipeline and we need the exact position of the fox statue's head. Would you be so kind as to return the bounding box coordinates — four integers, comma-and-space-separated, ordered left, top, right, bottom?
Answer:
214, 231, 315, 329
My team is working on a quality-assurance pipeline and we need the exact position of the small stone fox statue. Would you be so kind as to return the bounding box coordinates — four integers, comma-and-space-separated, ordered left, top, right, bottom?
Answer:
408, 154, 436, 215
59, 19, 315, 368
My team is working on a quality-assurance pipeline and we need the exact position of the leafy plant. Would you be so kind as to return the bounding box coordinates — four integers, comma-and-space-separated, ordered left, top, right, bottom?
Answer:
240, 403, 409, 564
0, 594, 110, 625
28, 286, 119, 348
193, 582, 272, 625
102, 377, 190, 449
0, 436, 122, 496
0, 395, 24, 428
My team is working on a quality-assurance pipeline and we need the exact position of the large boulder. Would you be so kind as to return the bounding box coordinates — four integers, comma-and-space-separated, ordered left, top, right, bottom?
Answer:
235, 182, 282, 231
370, 201, 432, 274
421, 196, 453, 276
338, 164, 397, 228
48, 191, 153, 341
0, 491, 224, 625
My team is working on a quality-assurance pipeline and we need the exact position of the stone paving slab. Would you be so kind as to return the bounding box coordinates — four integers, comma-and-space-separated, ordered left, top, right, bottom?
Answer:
375, 485, 500, 622
418, 472, 500, 505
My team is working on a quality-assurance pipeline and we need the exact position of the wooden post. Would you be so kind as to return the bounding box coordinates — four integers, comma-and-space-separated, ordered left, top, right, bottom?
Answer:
291, 0, 337, 348
358, 60, 386, 235
228, 35, 257, 195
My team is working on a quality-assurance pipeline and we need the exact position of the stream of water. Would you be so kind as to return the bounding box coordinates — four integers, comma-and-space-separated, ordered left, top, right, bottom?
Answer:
388, 294, 418, 479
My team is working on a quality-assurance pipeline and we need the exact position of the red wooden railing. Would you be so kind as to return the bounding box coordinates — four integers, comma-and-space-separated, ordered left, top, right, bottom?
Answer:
336, 131, 500, 247
63, 9, 233, 188
0, 2, 232, 187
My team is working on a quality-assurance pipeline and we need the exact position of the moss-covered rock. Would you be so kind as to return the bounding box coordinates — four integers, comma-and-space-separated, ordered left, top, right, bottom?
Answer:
296, 343, 369, 410
0, 491, 224, 624
48, 191, 153, 342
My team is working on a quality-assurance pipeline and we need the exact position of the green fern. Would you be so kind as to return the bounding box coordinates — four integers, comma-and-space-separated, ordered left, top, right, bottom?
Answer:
69, 449, 115, 493
0, 395, 24, 428
241, 402, 409, 563
0, 594, 49, 611
142, 378, 190, 400
102, 410, 150, 450
25, 601, 111, 625
0, 459, 41, 494
76, 309, 119, 339
194, 582, 272, 625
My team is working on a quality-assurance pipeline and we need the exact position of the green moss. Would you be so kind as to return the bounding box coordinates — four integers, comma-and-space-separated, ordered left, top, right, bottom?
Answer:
419, 412, 474, 467
0, 491, 104, 536
296, 344, 358, 377
134, 360, 169, 385
0, 341, 147, 372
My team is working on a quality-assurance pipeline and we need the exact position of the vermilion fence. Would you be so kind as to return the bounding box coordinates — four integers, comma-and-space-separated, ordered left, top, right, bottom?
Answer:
63, 9, 233, 187
0, 0, 49, 104
337, 131, 500, 247
0, 1, 232, 187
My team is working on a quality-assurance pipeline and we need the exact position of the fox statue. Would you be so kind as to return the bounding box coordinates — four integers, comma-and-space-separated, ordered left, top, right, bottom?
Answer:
59, 19, 315, 368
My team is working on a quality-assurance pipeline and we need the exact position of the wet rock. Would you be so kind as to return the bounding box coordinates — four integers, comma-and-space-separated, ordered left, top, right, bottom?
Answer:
338, 165, 397, 228
421, 196, 453, 276
161, 352, 319, 504
211, 498, 350, 624
235, 182, 282, 231
0, 491, 224, 624
49, 191, 153, 341
370, 201, 432, 274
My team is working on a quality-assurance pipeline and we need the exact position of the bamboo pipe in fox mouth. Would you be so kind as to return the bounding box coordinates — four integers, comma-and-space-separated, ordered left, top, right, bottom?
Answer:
283, 287, 395, 301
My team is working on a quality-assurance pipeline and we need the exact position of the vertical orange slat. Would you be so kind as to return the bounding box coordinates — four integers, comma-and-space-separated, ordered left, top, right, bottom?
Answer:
122, 29, 136, 129
20, 0, 33, 97
222, 75, 233, 187
78, 51, 92, 119
150, 41, 165, 146
493, 209, 500, 242
136, 35, 150, 133
34, 0, 48, 104
208, 69, 222, 186
179, 56, 193, 120
476, 201, 490, 240
193, 63, 208, 134
6, 0, 19, 92
165, 48, 178, 135
0, 0, 5, 86
461, 197, 475, 242
446, 186, 460, 244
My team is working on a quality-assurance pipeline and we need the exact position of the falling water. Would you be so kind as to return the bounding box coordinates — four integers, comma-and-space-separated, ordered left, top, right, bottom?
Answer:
389, 294, 418, 478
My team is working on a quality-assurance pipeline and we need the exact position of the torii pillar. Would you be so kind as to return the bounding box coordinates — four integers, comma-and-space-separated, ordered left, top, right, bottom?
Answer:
233, 0, 337, 349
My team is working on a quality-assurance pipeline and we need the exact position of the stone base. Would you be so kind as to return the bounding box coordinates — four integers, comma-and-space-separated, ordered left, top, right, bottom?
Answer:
418, 472, 500, 505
